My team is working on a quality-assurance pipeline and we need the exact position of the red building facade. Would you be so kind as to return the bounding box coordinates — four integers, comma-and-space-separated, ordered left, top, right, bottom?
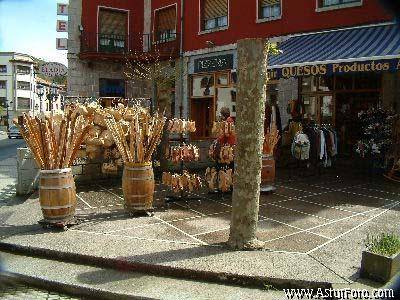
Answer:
71, 0, 399, 144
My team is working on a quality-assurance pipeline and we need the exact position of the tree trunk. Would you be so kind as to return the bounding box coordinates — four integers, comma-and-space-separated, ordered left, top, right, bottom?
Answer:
228, 38, 268, 250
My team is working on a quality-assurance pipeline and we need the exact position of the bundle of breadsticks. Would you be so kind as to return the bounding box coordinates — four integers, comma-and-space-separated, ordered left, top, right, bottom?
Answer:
14, 108, 93, 170
263, 125, 280, 156
102, 106, 166, 163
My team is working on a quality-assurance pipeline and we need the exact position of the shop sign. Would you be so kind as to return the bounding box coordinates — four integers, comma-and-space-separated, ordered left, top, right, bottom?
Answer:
194, 54, 234, 73
57, 3, 68, 15
56, 38, 68, 50
268, 58, 400, 80
40, 62, 68, 77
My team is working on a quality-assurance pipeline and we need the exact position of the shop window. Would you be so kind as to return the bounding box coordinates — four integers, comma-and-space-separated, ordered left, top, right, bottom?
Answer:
301, 77, 318, 93
216, 86, 236, 117
201, 0, 228, 31
318, 0, 361, 9
354, 73, 381, 90
258, 0, 281, 20
0, 65, 6, 73
17, 81, 31, 90
154, 5, 177, 43
17, 97, 30, 110
0, 81, 6, 89
317, 76, 334, 92
98, 8, 128, 53
16, 65, 30, 75
192, 74, 215, 97
302, 95, 318, 121
335, 75, 353, 90
99, 78, 126, 98
216, 73, 229, 86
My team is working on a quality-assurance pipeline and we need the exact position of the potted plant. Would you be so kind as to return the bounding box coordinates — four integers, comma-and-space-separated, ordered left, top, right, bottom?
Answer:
360, 233, 400, 283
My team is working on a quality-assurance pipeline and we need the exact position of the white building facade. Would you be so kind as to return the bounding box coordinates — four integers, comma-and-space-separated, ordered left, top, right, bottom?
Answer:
0, 52, 37, 129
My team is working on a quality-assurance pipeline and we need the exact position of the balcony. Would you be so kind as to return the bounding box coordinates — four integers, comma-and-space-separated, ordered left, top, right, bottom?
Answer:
80, 32, 180, 61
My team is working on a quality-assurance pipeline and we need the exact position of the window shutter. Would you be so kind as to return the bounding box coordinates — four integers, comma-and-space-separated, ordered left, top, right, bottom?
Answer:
156, 6, 176, 32
99, 9, 127, 36
203, 0, 228, 20
260, 0, 280, 6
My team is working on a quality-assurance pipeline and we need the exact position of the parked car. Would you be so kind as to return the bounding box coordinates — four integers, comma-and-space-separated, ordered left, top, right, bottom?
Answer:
7, 125, 22, 139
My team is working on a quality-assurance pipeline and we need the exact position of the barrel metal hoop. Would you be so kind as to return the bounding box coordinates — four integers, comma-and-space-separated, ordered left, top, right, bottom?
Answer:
40, 184, 75, 190
125, 176, 154, 181
126, 194, 150, 198
41, 204, 74, 209
124, 166, 152, 171
40, 168, 72, 174
41, 174, 72, 179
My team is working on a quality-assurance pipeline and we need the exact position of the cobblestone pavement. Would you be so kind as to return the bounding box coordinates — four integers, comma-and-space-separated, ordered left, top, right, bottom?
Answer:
0, 282, 78, 300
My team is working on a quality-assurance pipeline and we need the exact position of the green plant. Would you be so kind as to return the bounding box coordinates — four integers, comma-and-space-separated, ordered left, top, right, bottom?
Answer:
365, 233, 400, 256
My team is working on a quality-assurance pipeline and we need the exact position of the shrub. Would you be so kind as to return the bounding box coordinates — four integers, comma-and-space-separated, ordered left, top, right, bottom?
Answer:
365, 233, 400, 257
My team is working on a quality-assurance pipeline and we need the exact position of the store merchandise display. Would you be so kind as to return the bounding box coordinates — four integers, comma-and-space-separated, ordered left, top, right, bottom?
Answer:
163, 118, 202, 200
166, 144, 200, 162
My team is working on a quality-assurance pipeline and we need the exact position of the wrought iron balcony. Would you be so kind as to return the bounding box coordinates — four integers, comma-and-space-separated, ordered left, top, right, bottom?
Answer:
80, 32, 180, 61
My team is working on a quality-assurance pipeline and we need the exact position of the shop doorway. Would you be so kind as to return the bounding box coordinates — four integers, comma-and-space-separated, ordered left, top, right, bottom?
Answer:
336, 92, 380, 154
190, 98, 213, 139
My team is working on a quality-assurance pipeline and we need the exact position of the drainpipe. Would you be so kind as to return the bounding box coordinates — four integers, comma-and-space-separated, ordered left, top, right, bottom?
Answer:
179, 0, 185, 118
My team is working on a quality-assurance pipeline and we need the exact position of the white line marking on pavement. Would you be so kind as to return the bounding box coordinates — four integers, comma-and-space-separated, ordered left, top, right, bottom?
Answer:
306, 200, 400, 254
75, 194, 93, 208
153, 215, 209, 246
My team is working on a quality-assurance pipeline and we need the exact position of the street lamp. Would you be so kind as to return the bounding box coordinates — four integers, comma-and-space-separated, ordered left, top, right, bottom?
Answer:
33, 84, 44, 115
47, 82, 58, 112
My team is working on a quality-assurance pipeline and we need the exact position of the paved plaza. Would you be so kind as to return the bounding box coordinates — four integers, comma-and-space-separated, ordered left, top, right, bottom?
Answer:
1, 165, 399, 292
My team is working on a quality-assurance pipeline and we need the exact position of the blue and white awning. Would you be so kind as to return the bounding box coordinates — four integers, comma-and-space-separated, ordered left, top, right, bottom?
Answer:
268, 23, 400, 79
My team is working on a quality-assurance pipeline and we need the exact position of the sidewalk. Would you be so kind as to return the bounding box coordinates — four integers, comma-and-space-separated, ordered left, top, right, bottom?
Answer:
1, 169, 398, 295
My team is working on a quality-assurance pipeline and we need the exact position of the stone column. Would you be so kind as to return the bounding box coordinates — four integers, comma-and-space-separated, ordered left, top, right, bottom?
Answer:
228, 38, 268, 250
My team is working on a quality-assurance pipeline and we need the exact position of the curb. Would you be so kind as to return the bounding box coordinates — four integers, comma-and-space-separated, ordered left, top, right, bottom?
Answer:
0, 272, 156, 300
0, 242, 332, 290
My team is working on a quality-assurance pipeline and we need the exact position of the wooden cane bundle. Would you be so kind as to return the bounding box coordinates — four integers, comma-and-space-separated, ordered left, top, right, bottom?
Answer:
103, 107, 166, 164
263, 125, 280, 156
14, 108, 93, 169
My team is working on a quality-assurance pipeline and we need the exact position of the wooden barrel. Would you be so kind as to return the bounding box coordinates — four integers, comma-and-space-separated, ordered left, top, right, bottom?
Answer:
39, 168, 76, 222
261, 155, 276, 184
122, 162, 155, 211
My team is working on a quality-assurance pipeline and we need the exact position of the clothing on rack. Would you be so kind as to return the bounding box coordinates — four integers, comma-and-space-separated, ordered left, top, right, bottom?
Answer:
292, 123, 338, 165
291, 132, 310, 160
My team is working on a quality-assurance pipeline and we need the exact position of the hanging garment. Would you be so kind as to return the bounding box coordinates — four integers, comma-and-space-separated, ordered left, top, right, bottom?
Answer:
292, 132, 310, 160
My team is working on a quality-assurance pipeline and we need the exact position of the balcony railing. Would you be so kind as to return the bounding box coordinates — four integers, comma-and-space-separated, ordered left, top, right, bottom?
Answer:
80, 32, 180, 60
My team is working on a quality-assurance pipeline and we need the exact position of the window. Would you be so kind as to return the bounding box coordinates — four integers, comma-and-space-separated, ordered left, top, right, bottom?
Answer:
318, 0, 361, 8
17, 97, 30, 110
98, 8, 128, 53
99, 78, 125, 97
201, 0, 228, 31
155, 6, 177, 42
259, 0, 281, 20
17, 81, 30, 90
0, 81, 6, 89
16, 65, 31, 75
0, 65, 6, 73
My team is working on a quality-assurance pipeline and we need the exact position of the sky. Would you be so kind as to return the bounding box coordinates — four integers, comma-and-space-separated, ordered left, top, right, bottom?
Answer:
0, 0, 68, 65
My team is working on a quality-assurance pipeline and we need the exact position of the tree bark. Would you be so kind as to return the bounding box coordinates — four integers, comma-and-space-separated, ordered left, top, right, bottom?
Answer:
228, 38, 268, 250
